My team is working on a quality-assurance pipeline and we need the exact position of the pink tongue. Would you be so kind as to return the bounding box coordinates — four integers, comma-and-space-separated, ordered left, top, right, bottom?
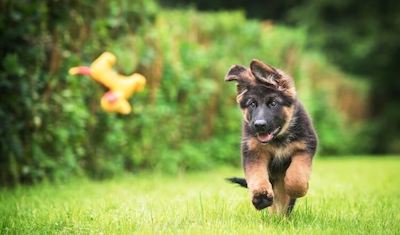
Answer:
257, 133, 273, 143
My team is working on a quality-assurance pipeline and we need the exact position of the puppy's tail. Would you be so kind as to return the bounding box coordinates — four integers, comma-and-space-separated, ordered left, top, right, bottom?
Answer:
226, 177, 247, 188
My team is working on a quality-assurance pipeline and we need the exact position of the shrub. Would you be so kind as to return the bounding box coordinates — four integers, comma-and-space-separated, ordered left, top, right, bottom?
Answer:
0, 4, 368, 185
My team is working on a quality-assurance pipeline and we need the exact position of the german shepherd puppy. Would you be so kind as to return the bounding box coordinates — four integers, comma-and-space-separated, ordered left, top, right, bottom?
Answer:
225, 59, 317, 215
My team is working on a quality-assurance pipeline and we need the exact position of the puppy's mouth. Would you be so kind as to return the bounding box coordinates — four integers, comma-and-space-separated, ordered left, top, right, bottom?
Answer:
256, 127, 281, 144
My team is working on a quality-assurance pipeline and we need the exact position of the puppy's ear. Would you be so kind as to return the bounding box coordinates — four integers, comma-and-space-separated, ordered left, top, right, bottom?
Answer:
250, 59, 296, 98
250, 59, 279, 86
225, 65, 247, 82
225, 65, 252, 95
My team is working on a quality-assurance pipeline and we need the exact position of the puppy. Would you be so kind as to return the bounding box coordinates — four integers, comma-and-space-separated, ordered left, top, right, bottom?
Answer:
226, 59, 317, 214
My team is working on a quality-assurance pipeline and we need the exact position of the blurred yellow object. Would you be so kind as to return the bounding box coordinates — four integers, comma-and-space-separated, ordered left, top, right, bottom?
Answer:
100, 91, 132, 114
69, 52, 146, 114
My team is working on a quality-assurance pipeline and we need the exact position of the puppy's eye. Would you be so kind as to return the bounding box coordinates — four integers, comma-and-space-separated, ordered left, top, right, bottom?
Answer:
269, 101, 277, 107
248, 101, 257, 109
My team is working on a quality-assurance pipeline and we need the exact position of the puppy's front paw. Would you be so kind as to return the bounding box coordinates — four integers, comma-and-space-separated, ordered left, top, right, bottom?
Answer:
251, 190, 273, 210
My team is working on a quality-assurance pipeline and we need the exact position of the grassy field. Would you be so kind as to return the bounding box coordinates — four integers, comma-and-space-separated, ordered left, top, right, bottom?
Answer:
1, 157, 399, 234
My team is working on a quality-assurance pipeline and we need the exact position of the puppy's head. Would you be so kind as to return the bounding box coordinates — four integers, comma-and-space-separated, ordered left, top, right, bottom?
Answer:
225, 59, 296, 143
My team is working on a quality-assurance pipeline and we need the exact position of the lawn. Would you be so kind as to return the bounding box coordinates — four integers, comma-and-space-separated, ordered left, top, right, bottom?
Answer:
1, 157, 399, 234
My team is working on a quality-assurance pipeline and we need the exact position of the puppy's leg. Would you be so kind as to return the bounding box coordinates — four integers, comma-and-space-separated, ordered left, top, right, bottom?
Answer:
269, 178, 291, 215
284, 152, 312, 198
243, 150, 274, 210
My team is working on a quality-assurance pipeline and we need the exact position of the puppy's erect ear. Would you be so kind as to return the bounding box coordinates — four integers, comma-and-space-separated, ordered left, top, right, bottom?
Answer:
250, 59, 296, 98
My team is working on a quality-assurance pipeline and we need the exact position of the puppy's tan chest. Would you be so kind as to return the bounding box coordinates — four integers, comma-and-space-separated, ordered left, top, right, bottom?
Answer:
269, 146, 293, 160
247, 137, 307, 160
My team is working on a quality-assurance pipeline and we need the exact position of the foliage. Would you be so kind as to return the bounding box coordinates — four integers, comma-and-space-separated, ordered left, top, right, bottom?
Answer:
0, 1, 369, 185
163, 0, 400, 154
0, 0, 159, 184
287, 0, 400, 153
1, 157, 400, 234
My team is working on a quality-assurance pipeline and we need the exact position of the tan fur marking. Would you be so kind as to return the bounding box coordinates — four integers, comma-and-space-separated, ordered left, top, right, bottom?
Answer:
283, 87, 296, 99
247, 137, 307, 160
240, 108, 250, 124
243, 143, 274, 200
246, 137, 261, 152
236, 88, 247, 104
266, 140, 307, 160
269, 178, 291, 215
276, 69, 296, 98
284, 152, 312, 198
278, 105, 295, 136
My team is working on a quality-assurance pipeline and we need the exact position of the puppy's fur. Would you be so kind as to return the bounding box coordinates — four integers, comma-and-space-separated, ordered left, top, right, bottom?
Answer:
225, 59, 317, 215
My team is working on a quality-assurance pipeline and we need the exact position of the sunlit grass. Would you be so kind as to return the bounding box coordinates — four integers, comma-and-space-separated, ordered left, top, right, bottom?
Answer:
1, 157, 399, 234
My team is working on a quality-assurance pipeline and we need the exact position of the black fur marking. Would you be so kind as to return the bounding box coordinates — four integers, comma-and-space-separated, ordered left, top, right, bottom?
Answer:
287, 198, 297, 214
226, 177, 247, 188
269, 157, 292, 182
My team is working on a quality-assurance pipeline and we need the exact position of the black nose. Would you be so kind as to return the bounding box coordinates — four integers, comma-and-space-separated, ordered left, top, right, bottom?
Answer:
254, 120, 267, 132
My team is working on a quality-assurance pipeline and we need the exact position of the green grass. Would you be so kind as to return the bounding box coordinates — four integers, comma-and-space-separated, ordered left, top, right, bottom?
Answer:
1, 157, 399, 234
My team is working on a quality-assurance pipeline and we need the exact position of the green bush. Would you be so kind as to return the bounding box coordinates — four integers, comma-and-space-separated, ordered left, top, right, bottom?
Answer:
0, 2, 368, 185
0, 0, 158, 185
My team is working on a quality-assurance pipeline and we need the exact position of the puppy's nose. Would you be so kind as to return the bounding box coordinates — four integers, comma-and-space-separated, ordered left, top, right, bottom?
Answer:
254, 120, 267, 132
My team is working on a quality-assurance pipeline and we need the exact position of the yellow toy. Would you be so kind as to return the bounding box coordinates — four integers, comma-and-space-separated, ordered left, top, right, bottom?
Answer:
69, 52, 146, 114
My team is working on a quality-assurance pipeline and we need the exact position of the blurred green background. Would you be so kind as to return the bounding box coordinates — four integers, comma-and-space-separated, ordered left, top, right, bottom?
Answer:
1, 0, 399, 186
